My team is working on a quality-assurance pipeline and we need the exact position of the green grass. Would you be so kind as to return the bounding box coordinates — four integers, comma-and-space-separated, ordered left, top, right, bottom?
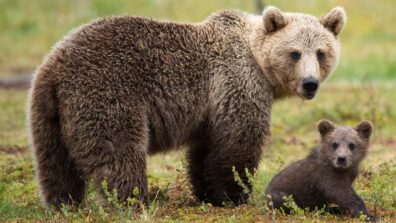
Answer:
0, 89, 27, 146
0, 0, 395, 221
0, 83, 395, 222
0, 0, 395, 81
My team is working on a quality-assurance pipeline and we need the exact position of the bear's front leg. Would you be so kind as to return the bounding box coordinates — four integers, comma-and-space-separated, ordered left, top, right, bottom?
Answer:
201, 102, 271, 206
202, 144, 262, 205
324, 186, 378, 221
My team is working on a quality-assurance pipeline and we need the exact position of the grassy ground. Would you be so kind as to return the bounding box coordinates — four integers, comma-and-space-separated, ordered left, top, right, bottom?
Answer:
0, 0, 395, 222
1, 82, 395, 222
0, 0, 395, 81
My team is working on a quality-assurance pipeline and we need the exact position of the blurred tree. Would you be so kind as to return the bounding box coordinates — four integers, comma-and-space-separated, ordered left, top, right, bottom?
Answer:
255, 0, 265, 14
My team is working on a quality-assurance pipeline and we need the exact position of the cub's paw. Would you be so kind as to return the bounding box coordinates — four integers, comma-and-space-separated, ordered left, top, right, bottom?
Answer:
364, 214, 380, 222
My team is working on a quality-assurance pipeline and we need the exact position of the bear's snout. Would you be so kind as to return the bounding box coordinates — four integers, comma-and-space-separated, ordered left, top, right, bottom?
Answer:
301, 76, 319, 99
336, 155, 347, 165
333, 152, 351, 169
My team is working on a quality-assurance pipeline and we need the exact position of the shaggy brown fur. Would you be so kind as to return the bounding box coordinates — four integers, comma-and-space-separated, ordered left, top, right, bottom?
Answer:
265, 120, 378, 221
28, 6, 346, 208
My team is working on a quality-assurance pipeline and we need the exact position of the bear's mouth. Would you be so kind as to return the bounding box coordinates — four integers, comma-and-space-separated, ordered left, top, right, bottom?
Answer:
303, 92, 316, 100
333, 160, 349, 169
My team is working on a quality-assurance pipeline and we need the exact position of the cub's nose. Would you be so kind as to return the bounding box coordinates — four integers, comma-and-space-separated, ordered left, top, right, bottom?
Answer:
337, 155, 346, 163
302, 77, 319, 92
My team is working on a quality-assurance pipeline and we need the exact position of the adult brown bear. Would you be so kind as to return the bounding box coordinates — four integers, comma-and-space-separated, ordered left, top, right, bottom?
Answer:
28, 6, 346, 208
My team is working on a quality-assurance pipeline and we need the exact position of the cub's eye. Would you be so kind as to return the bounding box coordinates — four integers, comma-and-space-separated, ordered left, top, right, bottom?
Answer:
290, 51, 301, 61
317, 50, 325, 61
332, 142, 339, 150
348, 143, 356, 151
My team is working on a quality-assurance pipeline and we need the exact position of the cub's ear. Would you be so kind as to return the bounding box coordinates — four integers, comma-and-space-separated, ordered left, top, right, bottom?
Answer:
318, 119, 336, 137
355, 120, 373, 140
321, 6, 347, 36
262, 6, 286, 33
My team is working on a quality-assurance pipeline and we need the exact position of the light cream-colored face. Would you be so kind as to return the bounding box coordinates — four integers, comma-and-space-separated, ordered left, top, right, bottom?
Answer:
257, 6, 347, 99
317, 120, 373, 170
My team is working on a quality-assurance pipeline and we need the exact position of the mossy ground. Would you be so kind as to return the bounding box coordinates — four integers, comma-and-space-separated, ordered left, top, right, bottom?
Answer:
1, 83, 395, 222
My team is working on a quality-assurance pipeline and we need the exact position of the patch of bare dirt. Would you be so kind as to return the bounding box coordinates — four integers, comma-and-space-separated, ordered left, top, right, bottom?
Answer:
279, 136, 307, 147
0, 74, 31, 89
379, 138, 396, 148
0, 145, 29, 154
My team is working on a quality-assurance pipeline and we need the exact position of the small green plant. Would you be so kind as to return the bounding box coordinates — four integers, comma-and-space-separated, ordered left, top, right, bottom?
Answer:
101, 179, 150, 221
232, 166, 253, 195
282, 195, 305, 217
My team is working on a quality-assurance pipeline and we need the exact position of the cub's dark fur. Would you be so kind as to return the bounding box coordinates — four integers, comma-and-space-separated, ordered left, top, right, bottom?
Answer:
265, 120, 378, 221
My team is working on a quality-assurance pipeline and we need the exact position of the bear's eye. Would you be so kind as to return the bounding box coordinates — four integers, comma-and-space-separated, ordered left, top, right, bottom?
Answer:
348, 143, 356, 151
290, 51, 301, 61
316, 50, 325, 61
332, 142, 339, 150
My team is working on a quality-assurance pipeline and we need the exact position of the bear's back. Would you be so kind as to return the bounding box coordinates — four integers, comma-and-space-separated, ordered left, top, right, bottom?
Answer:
37, 11, 255, 153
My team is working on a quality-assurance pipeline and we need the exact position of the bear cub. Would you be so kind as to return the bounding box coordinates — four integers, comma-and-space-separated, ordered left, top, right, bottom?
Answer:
265, 120, 378, 221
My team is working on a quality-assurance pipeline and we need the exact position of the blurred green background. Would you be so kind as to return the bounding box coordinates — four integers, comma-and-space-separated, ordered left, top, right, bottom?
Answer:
0, 0, 395, 81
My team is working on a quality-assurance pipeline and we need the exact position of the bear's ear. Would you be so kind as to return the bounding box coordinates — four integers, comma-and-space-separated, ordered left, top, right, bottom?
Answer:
354, 120, 373, 140
262, 6, 286, 33
320, 6, 347, 37
318, 119, 336, 137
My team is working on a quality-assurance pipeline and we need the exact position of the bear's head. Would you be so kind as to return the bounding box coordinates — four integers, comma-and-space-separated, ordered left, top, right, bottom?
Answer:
250, 6, 347, 99
317, 120, 373, 170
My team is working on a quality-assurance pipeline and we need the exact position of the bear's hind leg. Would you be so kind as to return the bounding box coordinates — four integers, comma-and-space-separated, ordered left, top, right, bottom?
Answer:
98, 146, 147, 205
36, 143, 86, 209
69, 111, 149, 206
74, 137, 148, 206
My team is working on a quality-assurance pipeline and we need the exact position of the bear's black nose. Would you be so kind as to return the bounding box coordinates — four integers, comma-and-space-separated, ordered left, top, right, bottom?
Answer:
302, 77, 319, 92
337, 155, 346, 163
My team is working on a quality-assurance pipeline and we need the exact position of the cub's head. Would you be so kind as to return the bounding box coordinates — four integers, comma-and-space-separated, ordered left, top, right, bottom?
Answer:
317, 120, 373, 170
250, 6, 347, 99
